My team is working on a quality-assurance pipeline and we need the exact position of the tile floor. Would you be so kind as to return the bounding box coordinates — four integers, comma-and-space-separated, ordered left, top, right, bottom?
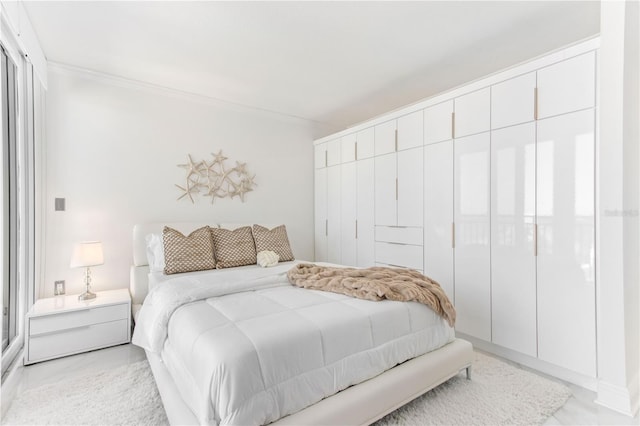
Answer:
3, 343, 638, 425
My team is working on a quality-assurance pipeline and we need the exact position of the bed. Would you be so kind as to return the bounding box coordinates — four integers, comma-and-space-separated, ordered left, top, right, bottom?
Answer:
130, 222, 474, 425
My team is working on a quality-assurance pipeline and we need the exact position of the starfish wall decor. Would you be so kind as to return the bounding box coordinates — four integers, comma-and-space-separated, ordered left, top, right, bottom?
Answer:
176, 150, 257, 203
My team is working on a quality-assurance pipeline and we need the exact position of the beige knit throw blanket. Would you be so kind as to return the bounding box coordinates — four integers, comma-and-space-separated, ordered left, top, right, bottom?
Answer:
287, 263, 456, 327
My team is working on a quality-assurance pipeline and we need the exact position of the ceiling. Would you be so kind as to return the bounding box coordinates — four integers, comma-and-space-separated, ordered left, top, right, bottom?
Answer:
23, 1, 600, 137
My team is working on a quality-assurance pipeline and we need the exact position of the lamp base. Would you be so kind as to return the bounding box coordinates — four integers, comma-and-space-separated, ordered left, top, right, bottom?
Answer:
78, 290, 96, 301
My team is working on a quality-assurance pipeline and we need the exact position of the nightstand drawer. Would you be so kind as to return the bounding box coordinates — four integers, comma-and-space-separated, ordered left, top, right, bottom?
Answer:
29, 304, 129, 336
28, 319, 129, 362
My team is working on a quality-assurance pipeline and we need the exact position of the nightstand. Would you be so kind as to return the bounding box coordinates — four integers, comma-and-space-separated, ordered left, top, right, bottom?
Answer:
24, 288, 131, 365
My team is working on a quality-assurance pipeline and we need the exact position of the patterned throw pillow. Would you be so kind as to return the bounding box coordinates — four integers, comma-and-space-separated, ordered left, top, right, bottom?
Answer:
252, 224, 294, 261
162, 226, 216, 275
210, 226, 257, 269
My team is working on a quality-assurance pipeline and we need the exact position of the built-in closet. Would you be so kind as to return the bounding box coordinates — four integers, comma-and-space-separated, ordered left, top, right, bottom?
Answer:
313, 38, 598, 386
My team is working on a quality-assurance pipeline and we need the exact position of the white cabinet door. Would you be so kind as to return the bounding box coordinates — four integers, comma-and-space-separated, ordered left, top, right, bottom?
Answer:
397, 147, 423, 227
356, 158, 375, 267
341, 133, 357, 163
375, 120, 397, 156
314, 168, 327, 261
327, 165, 342, 264
491, 72, 536, 129
374, 153, 397, 226
454, 88, 490, 138
357, 127, 375, 160
537, 52, 596, 120
424, 100, 453, 145
340, 162, 357, 266
314, 143, 327, 169
397, 110, 423, 150
424, 140, 454, 300
454, 132, 491, 341
491, 123, 537, 357
536, 109, 596, 377
327, 139, 341, 166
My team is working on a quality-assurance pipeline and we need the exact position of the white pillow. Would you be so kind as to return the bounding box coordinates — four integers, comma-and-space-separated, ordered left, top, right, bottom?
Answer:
145, 233, 165, 272
257, 250, 279, 268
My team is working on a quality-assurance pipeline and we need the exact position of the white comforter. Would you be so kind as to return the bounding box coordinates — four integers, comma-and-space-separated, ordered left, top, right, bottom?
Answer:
132, 262, 455, 425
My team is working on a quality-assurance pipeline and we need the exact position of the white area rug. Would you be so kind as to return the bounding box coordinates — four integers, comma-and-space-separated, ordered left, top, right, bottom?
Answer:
3, 351, 571, 425
3, 361, 168, 426
375, 351, 572, 426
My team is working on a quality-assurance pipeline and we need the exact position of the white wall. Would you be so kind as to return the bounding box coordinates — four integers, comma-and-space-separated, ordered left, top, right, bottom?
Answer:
41, 66, 316, 298
596, 0, 639, 417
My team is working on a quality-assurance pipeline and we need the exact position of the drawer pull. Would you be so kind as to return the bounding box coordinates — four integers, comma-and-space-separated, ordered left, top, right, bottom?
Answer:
31, 323, 93, 338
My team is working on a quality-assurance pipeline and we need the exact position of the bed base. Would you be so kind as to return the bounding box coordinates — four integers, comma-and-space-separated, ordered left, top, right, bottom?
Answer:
146, 338, 474, 426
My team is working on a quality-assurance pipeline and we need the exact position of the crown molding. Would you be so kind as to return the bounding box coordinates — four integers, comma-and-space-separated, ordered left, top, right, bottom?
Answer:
47, 61, 325, 128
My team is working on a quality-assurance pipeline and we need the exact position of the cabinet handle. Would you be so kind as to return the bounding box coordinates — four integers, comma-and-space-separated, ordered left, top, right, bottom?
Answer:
452, 222, 455, 249
325, 219, 328, 236
534, 87, 538, 120
451, 112, 456, 139
355, 220, 358, 239
395, 178, 398, 201
534, 223, 538, 256
355, 142, 358, 160
325, 150, 328, 167
394, 129, 398, 152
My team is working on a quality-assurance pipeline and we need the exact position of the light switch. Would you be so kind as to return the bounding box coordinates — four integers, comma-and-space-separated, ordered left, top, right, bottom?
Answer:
55, 198, 65, 211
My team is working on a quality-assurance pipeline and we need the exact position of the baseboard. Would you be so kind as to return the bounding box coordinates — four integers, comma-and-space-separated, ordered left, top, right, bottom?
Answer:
0, 348, 25, 419
456, 333, 598, 391
596, 372, 640, 417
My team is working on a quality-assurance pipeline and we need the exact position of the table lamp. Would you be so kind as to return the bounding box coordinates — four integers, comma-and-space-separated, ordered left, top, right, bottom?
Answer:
70, 241, 104, 300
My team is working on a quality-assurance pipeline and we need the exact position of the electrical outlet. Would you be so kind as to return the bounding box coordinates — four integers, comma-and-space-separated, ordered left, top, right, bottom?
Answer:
54, 280, 65, 295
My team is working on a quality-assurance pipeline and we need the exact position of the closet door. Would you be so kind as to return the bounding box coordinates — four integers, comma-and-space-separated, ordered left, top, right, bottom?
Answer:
374, 153, 397, 226
424, 140, 454, 300
536, 109, 596, 377
374, 120, 397, 156
491, 72, 536, 129
314, 168, 328, 261
454, 132, 491, 341
491, 123, 537, 357
397, 147, 423, 227
537, 52, 596, 120
424, 101, 453, 145
341, 133, 357, 163
314, 143, 327, 169
356, 128, 375, 160
454, 88, 490, 138
326, 139, 341, 166
397, 110, 423, 150
356, 158, 375, 267
326, 165, 342, 264
340, 162, 357, 266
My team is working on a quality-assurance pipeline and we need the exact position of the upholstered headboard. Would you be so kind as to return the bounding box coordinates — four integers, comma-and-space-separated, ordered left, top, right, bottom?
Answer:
130, 222, 279, 310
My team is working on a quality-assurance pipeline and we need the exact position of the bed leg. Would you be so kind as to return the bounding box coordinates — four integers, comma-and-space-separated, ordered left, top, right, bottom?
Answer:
465, 365, 472, 380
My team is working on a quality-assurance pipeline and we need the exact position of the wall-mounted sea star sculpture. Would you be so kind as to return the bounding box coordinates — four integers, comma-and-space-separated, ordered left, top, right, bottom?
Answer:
176, 150, 257, 203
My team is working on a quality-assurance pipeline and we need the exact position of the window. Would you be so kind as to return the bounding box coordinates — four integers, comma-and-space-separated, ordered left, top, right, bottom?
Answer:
1, 44, 18, 354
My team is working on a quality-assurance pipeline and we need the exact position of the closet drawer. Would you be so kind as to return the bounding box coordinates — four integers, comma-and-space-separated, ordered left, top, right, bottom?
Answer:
375, 226, 423, 245
375, 242, 423, 270
28, 319, 129, 363
29, 304, 130, 336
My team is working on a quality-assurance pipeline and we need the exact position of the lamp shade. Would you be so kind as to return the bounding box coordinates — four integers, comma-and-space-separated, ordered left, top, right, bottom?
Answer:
70, 241, 104, 268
